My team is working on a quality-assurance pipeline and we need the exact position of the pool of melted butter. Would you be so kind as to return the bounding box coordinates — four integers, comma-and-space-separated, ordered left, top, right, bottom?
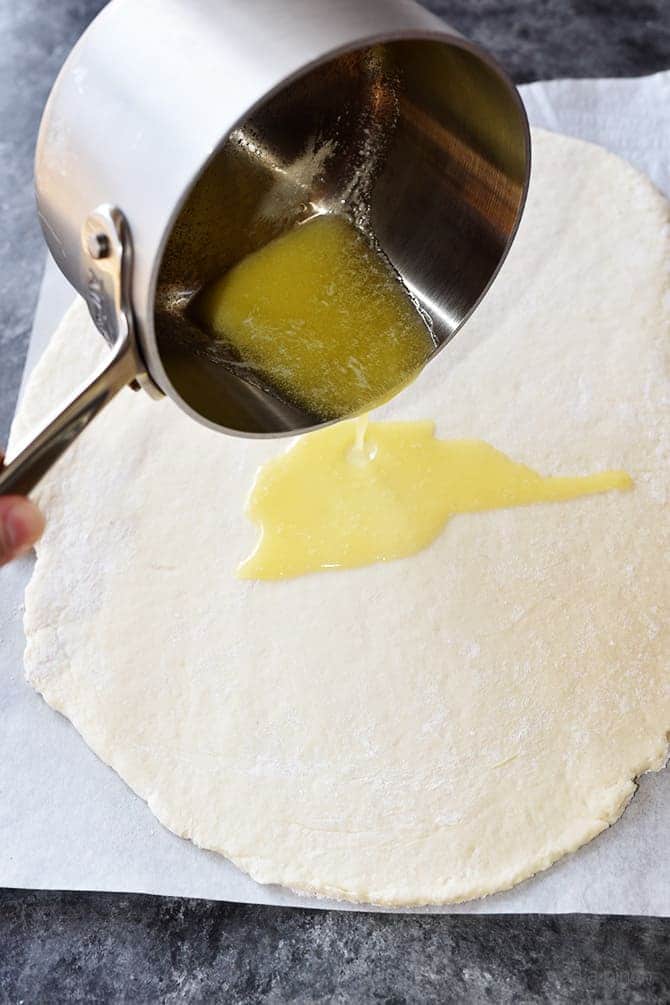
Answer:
239, 417, 632, 580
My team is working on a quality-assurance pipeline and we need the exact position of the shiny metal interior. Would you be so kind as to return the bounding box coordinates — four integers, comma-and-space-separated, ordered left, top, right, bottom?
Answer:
155, 39, 529, 435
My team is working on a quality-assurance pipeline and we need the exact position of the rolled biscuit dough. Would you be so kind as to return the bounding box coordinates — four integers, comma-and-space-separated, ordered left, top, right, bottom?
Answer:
12, 128, 670, 905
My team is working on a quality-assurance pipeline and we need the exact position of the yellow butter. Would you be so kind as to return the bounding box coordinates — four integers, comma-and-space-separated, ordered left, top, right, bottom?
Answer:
238, 418, 633, 580
195, 215, 433, 419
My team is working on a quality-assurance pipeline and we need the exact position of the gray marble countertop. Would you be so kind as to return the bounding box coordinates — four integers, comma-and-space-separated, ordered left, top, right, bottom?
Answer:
1, 1, 669, 1001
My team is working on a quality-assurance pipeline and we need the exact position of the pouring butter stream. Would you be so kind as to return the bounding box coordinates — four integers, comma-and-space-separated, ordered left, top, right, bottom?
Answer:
195, 211, 633, 581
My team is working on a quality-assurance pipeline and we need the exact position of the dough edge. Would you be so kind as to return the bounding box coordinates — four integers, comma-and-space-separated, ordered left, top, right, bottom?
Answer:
24, 570, 670, 907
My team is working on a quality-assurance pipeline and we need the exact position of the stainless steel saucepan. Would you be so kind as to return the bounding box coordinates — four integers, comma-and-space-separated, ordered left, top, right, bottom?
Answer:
1, 0, 530, 496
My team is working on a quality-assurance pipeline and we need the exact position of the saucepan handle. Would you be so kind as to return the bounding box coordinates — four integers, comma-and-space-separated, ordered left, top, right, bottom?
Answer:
0, 343, 136, 497
1, 203, 161, 497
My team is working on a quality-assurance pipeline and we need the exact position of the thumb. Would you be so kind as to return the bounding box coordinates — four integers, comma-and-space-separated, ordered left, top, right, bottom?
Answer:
0, 497, 45, 566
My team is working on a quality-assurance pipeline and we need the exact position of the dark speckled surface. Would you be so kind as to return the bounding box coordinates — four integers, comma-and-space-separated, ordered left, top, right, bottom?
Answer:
1, 1, 669, 1002
1, 892, 669, 1003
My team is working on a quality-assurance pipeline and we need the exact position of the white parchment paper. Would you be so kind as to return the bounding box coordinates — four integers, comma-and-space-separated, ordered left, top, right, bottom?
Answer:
1, 71, 669, 915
